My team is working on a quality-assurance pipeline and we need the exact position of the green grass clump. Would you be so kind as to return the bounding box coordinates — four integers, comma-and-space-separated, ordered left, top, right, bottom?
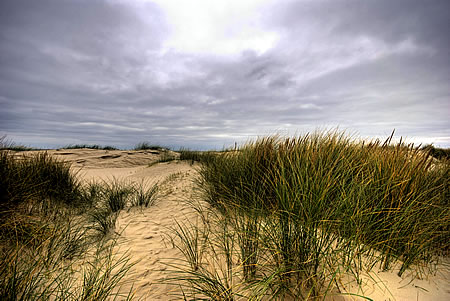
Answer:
63, 144, 118, 150
0, 135, 37, 151
0, 143, 161, 299
86, 179, 160, 238
88, 209, 119, 238
0, 150, 84, 221
101, 179, 134, 213
134, 142, 166, 151
200, 132, 449, 264
158, 151, 177, 163
170, 131, 449, 299
0, 145, 35, 151
0, 194, 134, 300
179, 149, 216, 165
131, 181, 159, 207
0, 221, 134, 300
421, 144, 450, 160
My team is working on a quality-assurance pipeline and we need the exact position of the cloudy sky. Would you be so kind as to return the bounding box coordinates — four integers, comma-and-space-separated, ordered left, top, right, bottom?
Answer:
1, 0, 449, 149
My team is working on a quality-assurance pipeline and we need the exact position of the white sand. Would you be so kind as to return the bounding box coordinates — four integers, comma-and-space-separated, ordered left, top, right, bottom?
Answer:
40, 149, 450, 300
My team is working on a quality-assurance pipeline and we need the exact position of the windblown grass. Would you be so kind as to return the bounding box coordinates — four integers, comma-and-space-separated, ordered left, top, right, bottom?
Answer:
101, 179, 134, 213
158, 151, 178, 163
0, 144, 160, 300
134, 142, 166, 151
0, 150, 84, 221
62, 144, 118, 150
0, 145, 36, 151
421, 144, 450, 160
169, 130, 449, 299
179, 148, 217, 165
0, 135, 37, 151
0, 222, 134, 300
131, 180, 159, 207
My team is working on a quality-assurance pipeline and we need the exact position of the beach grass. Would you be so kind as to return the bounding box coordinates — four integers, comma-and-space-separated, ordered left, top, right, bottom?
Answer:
2, 133, 449, 299
131, 180, 159, 207
168, 130, 450, 299
421, 144, 450, 160
0, 150, 84, 219
62, 144, 119, 150
179, 148, 217, 165
0, 135, 37, 152
134, 142, 166, 151
0, 142, 161, 300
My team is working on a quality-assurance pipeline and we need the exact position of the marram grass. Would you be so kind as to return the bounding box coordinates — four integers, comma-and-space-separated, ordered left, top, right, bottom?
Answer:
168, 131, 449, 299
199, 131, 449, 270
0, 147, 161, 300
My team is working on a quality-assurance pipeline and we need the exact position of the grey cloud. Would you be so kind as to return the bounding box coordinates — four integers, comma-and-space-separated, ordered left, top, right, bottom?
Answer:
0, 0, 169, 141
1, 0, 449, 149
0, 0, 167, 90
270, 0, 450, 49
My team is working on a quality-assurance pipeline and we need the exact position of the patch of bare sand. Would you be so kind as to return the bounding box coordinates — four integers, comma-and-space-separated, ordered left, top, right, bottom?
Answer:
45, 149, 448, 300
111, 163, 198, 300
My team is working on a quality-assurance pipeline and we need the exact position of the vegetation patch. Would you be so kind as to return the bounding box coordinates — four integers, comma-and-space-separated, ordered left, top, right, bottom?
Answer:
179, 148, 217, 165
168, 131, 450, 299
0, 139, 160, 299
134, 142, 167, 151
0, 135, 37, 151
421, 144, 450, 160
62, 144, 118, 150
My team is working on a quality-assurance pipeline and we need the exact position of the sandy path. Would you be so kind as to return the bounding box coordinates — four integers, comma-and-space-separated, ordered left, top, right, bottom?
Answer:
45, 149, 195, 299
112, 163, 199, 300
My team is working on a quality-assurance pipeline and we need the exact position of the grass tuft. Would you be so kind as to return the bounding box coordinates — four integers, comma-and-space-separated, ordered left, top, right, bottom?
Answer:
0, 135, 37, 151
62, 144, 118, 150
421, 144, 450, 160
134, 142, 166, 151
0, 141, 149, 300
179, 149, 216, 165
131, 180, 159, 207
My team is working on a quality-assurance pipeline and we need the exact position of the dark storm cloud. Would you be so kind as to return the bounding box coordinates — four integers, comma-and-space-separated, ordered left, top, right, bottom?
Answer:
1, 0, 449, 149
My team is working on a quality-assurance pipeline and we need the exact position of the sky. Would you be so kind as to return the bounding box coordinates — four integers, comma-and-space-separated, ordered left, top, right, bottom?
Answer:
1, 0, 449, 150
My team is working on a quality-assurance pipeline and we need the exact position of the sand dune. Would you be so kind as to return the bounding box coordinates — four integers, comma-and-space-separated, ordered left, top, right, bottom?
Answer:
60, 149, 197, 299
42, 149, 449, 300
